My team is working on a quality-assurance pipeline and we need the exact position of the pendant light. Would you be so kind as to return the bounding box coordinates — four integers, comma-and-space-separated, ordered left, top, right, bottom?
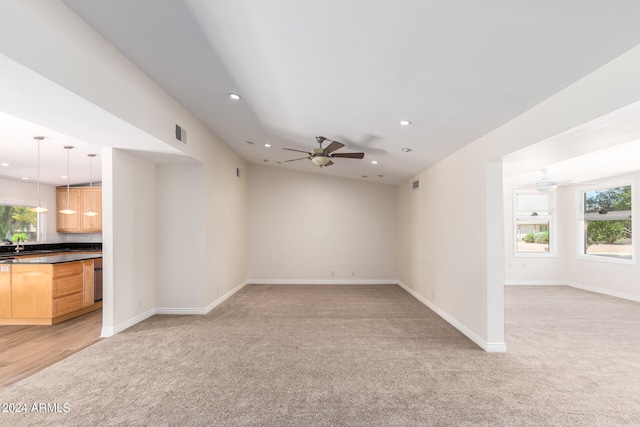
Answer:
84, 153, 98, 217
30, 136, 48, 213
59, 146, 76, 215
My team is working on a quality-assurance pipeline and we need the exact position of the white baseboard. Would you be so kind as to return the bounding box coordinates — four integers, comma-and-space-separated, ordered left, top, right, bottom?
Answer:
100, 308, 155, 338
397, 281, 506, 353
563, 281, 640, 303
505, 280, 563, 286
156, 280, 249, 315
102, 281, 250, 336
247, 279, 397, 285
202, 280, 249, 314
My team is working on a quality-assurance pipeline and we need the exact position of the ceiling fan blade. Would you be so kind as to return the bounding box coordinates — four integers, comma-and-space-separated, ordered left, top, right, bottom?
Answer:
324, 140, 345, 154
282, 148, 311, 154
284, 157, 310, 162
331, 152, 365, 159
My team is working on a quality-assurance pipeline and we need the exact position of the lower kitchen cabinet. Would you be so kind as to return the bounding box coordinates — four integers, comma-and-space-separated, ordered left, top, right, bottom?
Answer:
0, 260, 101, 325
0, 266, 11, 318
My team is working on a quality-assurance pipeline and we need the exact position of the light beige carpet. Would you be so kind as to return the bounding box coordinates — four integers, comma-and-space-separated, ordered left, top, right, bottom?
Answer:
0, 284, 639, 426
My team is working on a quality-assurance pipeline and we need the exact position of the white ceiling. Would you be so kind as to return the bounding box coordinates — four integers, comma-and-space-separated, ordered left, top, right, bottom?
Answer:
3, 1, 640, 187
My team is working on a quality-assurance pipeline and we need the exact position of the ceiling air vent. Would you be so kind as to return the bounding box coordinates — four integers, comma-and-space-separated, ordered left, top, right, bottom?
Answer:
175, 124, 187, 144
412, 180, 419, 190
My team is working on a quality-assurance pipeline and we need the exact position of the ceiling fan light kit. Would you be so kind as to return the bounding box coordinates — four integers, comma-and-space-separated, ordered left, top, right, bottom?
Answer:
535, 169, 561, 192
535, 181, 558, 192
283, 136, 365, 168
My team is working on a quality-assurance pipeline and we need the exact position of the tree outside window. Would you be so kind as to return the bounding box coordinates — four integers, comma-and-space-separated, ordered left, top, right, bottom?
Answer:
583, 186, 632, 260
0, 205, 38, 242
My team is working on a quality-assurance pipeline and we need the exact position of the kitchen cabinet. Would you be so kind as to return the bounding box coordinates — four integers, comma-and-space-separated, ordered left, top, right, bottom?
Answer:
82, 260, 95, 307
56, 186, 102, 233
1, 258, 101, 325
0, 265, 11, 318
11, 265, 53, 319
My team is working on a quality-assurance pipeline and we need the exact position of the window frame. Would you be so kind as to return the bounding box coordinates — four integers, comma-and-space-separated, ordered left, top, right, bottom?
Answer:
575, 178, 635, 265
513, 190, 557, 258
0, 199, 47, 243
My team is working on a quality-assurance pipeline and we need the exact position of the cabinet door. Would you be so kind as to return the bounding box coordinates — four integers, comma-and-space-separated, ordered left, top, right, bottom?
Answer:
82, 260, 94, 307
80, 188, 102, 232
56, 187, 80, 232
11, 265, 53, 319
0, 266, 11, 318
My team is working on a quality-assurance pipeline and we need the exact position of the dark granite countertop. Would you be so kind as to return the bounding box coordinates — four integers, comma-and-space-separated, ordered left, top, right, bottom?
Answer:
0, 242, 102, 256
0, 253, 102, 264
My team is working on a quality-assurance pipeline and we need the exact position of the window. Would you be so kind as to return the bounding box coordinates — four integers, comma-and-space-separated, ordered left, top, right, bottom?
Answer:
514, 192, 556, 256
0, 203, 41, 242
579, 184, 633, 261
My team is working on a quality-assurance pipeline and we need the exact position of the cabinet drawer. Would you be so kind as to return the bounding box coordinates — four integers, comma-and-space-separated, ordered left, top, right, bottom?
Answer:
54, 262, 83, 279
53, 275, 83, 297
53, 293, 83, 317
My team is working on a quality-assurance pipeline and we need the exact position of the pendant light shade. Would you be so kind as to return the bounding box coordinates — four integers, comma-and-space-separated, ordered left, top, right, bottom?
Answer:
59, 145, 76, 215
84, 153, 98, 217
30, 136, 48, 213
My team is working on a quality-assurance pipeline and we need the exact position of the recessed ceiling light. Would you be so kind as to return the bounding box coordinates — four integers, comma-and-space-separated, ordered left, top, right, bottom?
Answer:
0, 162, 9, 167
361, 175, 368, 178
263, 159, 269, 162
371, 160, 378, 165
246, 140, 255, 145
276, 161, 283, 164
61, 175, 68, 179
399, 120, 411, 126
21, 177, 29, 180
401, 147, 413, 153
264, 143, 271, 148
229, 93, 241, 100
377, 174, 384, 178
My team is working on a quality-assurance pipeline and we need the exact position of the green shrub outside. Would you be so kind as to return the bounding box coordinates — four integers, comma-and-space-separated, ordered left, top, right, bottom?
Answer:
534, 231, 549, 244
523, 231, 548, 244
12, 232, 28, 242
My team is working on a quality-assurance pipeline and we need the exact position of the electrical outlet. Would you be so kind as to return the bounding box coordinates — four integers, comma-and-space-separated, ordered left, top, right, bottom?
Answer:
351, 271, 355, 276
331, 271, 335, 277
138, 299, 142, 308
432, 290, 435, 298
217, 286, 220, 294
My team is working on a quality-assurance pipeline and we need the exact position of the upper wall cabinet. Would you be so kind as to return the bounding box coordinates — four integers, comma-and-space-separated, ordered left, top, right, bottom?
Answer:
56, 187, 102, 233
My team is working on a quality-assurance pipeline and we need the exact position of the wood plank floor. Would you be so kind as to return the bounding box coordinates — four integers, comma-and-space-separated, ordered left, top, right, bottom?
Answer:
0, 309, 102, 388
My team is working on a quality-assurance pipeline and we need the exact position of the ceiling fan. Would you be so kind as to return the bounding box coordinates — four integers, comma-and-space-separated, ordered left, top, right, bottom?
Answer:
282, 136, 364, 168
535, 169, 571, 192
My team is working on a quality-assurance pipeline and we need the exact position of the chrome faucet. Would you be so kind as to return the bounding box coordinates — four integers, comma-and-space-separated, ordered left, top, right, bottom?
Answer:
15, 238, 24, 254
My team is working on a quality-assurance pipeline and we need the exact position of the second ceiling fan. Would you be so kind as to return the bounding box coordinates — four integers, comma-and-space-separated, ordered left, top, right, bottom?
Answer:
283, 136, 364, 168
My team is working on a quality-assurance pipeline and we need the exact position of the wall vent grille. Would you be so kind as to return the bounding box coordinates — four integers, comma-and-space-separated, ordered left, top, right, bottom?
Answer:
412, 180, 419, 190
175, 124, 187, 143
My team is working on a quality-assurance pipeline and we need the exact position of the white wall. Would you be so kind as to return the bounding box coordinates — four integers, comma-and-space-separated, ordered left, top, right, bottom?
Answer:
398, 44, 640, 352
155, 163, 206, 310
248, 165, 396, 283
503, 189, 565, 284
504, 173, 640, 302
0, 1, 249, 333
561, 173, 640, 301
102, 148, 156, 334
